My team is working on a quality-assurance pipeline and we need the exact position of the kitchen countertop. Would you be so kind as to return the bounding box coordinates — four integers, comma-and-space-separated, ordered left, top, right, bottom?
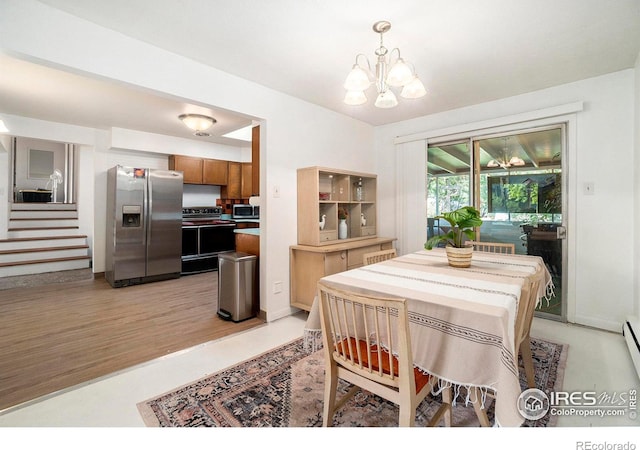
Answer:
234, 228, 259, 236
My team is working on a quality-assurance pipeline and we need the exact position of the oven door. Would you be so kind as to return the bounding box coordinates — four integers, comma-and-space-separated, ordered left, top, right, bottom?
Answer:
199, 224, 236, 255
182, 226, 198, 257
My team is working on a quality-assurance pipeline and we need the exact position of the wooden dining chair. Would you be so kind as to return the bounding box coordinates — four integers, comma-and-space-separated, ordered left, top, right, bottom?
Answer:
468, 241, 515, 254
317, 281, 451, 427
362, 248, 397, 265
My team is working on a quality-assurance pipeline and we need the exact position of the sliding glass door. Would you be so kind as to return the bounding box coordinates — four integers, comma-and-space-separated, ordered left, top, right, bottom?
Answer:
427, 126, 565, 320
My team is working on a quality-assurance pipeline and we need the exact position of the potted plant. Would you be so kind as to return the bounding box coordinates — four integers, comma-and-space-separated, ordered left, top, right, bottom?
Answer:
424, 206, 483, 267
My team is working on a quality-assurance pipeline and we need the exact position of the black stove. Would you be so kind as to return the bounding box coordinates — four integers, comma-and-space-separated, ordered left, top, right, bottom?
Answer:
181, 206, 236, 275
182, 206, 222, 220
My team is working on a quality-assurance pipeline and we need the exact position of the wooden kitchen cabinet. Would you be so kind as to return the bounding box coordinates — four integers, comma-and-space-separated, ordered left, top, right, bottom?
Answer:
203, 159, 228, 185
222, 161, 241, 198
169, 155, 203, 184
289, 237, 395, 311
251, 125, 260, 196
222, 161, 252, 199
241, 163, 252, 198
169, 155, 228, 186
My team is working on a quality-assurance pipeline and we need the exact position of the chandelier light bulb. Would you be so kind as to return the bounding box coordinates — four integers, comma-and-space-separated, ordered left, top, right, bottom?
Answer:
400, 76, 427, 99
386, 58, 413, 87
344, 90, 367, 106
374, 90, 398, 109
344, 64, 371, 91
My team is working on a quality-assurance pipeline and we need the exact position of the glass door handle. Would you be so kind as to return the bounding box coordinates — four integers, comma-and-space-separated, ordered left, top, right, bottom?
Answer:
557, 226, 567, 239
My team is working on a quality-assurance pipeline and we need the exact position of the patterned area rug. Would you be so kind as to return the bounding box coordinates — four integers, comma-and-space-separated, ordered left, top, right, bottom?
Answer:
137, 336, 567, 427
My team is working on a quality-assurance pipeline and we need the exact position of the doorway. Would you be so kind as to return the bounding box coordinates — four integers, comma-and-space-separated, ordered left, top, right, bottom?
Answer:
11, 136, 75, 204
427, 125, 566, 320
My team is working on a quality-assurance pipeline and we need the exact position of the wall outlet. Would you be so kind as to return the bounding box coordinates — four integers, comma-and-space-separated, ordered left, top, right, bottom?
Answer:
273, 281, 283, 294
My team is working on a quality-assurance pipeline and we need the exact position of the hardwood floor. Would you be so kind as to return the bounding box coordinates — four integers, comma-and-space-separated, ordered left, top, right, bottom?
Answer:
0, 272, 263, 411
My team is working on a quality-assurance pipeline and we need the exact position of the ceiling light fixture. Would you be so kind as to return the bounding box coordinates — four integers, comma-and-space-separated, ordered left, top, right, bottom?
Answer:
179, 114, 216, 136
343, 20, 426, 108
487, 137, 526, 169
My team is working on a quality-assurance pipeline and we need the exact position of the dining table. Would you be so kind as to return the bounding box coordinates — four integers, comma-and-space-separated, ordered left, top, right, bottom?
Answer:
304, 247, 553, 427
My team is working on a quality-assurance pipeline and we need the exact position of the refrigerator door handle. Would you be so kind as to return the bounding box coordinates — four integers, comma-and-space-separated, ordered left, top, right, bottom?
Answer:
146, 169, 152, 244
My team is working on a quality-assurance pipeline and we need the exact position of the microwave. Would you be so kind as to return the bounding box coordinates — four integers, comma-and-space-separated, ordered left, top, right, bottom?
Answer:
232, 204, 259, 219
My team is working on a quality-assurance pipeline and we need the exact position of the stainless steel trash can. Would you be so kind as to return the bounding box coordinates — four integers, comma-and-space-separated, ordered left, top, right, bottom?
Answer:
217, 252, 257, 322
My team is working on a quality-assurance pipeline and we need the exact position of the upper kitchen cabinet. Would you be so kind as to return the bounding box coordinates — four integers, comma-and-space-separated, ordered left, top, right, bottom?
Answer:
241, 162, 252, 198
251, 125, 260, 196
169, 155, 203, 184
222, 161, 241, 198
169, 155, 228, 186
222, 161, 253, 199
203, 159, 228, 185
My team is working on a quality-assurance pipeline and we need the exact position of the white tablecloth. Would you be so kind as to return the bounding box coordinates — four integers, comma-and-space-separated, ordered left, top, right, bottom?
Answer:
305, 248, 553, 427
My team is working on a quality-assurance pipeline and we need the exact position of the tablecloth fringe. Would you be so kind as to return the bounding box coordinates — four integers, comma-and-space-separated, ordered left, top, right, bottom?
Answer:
425, 371, 496, 410
536, 279, 556, 308
303, 328, 323, 353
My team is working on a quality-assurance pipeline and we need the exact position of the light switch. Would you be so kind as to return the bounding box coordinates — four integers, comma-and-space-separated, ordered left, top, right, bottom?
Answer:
273, 185, 280, 198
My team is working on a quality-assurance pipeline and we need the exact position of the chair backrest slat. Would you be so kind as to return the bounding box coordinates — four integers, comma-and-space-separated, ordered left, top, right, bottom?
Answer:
468, 241, 515, 254
318, 282, 411, 388
363, 249, 397, 265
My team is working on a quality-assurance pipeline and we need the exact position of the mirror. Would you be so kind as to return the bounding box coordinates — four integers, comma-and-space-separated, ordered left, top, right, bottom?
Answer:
28, 149, 54, 179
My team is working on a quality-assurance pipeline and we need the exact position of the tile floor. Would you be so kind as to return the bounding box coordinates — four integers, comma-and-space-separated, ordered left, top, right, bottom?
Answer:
0, 313, 638, 446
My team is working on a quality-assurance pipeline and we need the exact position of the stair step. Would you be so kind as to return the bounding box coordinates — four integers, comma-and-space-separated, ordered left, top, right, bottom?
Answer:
11, 203, 77, 211
0, 257, 91, 277
9, 219, 78, 228
0, 255, 91, 268
0, 234, 88, 243
10, 210, 78, 219
8, 228, 81, 239
0, 246, 89, 263
0, 236, 88, 251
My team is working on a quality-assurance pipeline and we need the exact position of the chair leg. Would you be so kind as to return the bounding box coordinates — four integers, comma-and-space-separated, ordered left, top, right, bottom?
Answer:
398, 403, 416, 427
520, 336, 536, 389
470, 387, 491, 427
322, 364, 338, 427
442, 386, 453, 427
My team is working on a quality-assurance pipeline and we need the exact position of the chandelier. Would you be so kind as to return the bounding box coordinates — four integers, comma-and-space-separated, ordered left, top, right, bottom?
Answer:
487, 137, 525, 169
343, 21, 426, 108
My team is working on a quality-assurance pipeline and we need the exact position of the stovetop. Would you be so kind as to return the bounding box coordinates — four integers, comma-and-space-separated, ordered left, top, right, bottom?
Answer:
182, 206, 222, 220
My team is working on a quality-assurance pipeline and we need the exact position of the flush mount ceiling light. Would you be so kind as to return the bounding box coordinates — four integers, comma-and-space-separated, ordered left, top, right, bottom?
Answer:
179, 114, 216, 136
487, 137, 526, 169
343, 20, 426, 109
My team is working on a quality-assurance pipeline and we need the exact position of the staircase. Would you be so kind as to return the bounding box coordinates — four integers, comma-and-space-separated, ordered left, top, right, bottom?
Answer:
0, 203, 91, 277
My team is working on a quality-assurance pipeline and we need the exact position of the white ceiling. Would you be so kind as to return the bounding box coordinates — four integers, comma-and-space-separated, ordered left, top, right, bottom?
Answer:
2, 0, 640, 142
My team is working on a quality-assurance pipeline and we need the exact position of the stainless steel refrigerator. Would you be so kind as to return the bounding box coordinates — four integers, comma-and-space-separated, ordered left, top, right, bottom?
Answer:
106, 165, 183, 287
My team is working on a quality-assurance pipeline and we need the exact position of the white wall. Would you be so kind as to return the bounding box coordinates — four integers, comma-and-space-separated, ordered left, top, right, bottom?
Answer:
634, 52, 640, 319
0, 0, 374, 321
0, 134, 10, 239
375, 70, 636, 332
